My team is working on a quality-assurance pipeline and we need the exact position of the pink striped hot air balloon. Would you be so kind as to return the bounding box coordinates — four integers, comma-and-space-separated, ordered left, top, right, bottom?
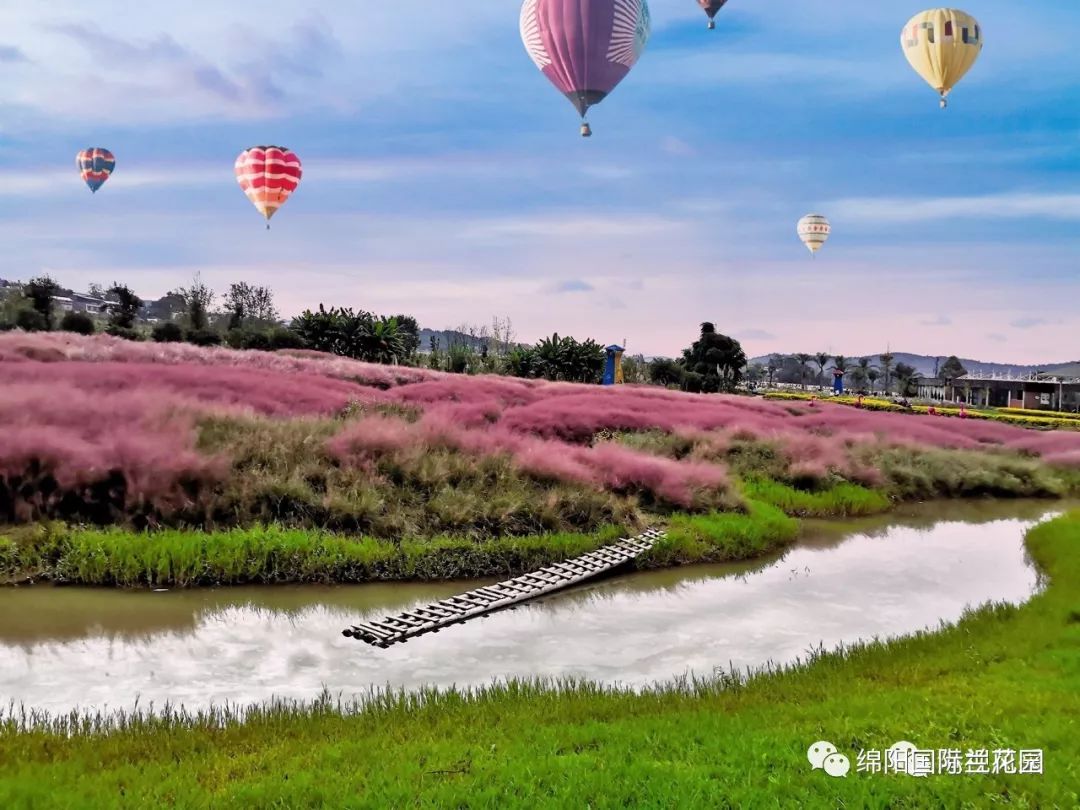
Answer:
234, 146, 302, 229
520, 0, 652, 137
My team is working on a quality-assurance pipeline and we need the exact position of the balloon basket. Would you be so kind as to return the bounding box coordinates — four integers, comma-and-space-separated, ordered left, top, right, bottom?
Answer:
580, 122, 592, 138
707, 20, 715, 29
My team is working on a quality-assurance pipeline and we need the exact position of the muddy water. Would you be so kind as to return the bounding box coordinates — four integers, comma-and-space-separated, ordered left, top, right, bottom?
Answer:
0, 500, 1066, 715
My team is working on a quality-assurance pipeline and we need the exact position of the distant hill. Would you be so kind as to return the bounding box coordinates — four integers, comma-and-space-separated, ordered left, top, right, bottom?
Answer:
748, 352, 1080, 379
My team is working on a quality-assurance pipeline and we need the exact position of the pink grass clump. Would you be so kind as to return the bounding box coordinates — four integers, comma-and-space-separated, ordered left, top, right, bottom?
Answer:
0, 383, 224, 521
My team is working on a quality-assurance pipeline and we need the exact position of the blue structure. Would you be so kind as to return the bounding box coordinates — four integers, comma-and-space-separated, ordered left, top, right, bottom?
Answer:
832, 369, 845, 395
603, 345, 625, 386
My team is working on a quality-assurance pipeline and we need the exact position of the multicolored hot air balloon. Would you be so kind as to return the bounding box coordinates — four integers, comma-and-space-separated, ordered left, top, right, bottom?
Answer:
797, 214, 830, 258
234, 146, 302, 229
698, 0, 729, 30
76, 148, 115, 194
520, 0, 651, 137
901, 8, 983, 108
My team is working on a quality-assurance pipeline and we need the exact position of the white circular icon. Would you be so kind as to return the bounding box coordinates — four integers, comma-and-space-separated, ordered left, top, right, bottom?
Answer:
807, 741, 838, 769
823, 753, 851, 778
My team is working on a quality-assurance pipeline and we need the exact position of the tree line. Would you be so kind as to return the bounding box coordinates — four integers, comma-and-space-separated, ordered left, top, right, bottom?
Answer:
0, 274, 966, 397
743, 351, 968, 396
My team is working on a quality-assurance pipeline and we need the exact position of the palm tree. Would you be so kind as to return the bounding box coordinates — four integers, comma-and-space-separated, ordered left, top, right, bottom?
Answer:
814, 352, 830, 389
868, 368, 881, 392
766, 354, 782, 387
853, 357, 874, 392
878, 351, 895, 395
894, 362, 920, 397
794, 352, 813, 390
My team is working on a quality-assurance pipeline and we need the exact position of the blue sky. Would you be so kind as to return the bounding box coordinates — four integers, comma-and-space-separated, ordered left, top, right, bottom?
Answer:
1, 0, 1078, 361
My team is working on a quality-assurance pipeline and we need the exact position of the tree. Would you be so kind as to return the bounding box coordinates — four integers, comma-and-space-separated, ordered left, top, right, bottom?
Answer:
224, 282, 278, 329
852, 357, 874, 392
745, 362, 765, 388
391, 314, 420, 359
107, 283, 143, 331
60, 311, 95, 335
649, 358, 684, 387
894, 362, 920, 396
87, 282, 107, 299
814, 352, 830, 388
177, 273, 215, 331
939, 355, 968, 401
766, 354, 782, 387
794, 353, 813, 390
24, 276, 60, 330
868, 367, 881, 392
680, 322, 746, 394
878, 351, 895, 395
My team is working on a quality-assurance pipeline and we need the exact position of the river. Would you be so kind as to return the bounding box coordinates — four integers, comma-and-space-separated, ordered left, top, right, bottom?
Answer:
0, 500, 1065, 716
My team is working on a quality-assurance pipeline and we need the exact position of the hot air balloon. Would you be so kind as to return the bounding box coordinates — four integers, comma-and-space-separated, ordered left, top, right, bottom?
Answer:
901, 8, 983, 108
698, 0, 729, 30
520, 0, 651, 137
234, 146, 302, 229
797, 214, 830, 258
76, 148, 115, 194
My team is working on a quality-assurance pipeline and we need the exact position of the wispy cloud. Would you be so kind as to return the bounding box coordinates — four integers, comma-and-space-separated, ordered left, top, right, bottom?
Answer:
551, 280, 595, 294
831, 193, 1080, 223
1010, 316, 1049, 330
920, 315, 952, 327
0, 45, 28, 62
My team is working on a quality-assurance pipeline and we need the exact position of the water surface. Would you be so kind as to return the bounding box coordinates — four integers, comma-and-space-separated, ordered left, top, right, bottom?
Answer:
0, 500, 1063, 715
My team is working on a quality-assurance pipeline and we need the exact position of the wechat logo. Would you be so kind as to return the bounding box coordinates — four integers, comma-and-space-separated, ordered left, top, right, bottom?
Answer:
808, 741, 851, 778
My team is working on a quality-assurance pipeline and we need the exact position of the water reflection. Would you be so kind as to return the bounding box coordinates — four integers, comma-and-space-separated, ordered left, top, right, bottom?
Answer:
0, 500, 1065, 715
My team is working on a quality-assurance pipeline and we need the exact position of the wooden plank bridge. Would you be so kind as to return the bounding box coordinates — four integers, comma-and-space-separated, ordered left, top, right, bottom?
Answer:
343, 528, 666, 648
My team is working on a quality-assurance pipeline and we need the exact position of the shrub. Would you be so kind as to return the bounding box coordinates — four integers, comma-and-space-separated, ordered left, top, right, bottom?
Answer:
104, 325, 142, 341
15, 309, 47, 332
267, 327, 306, 350
186, 328, 223, 347
152, 322, 184, 343
59, 312, 95, 335
225, 328, 271, 351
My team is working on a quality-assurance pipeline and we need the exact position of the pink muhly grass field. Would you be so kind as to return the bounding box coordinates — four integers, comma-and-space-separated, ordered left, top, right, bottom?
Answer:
4, 333, 1080, 525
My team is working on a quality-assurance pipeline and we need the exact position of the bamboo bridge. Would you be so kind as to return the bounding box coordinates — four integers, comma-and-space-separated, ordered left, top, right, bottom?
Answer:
343, 528, 666, 648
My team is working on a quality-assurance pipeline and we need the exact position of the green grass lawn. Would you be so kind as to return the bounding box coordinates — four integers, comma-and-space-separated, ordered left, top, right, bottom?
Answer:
2, 511, 1077, 808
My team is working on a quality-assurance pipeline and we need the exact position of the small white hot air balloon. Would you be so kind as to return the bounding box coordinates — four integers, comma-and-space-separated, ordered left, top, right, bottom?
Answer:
797, 214, 831, 258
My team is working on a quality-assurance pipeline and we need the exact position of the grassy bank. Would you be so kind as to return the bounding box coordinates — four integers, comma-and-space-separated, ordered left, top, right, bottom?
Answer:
2, 512, 1077, 807
0, 501, 802, 587
6, 470, 1073, 587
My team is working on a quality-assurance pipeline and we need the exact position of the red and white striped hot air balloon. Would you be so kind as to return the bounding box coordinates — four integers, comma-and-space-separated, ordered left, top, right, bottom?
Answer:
234, 146, 302, 229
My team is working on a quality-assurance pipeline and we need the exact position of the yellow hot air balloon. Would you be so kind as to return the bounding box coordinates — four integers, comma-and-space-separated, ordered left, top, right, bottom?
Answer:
901, 8, 983, 108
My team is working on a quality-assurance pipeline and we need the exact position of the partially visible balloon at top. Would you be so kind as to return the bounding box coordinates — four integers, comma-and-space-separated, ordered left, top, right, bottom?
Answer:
698, 0, 730, 30
76, 148, 115, 194
901, 8, 983, 108
234, 146, 303, 229
520, 0, 651, 136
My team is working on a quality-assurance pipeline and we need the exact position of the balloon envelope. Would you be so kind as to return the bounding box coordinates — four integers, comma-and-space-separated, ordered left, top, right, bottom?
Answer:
698, 0, 729, 22
520, 0, 651, 126
76, 148, 115, 193
234, 146, 302, 223
901, 8, 982, 106
797, 214, 830, 256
